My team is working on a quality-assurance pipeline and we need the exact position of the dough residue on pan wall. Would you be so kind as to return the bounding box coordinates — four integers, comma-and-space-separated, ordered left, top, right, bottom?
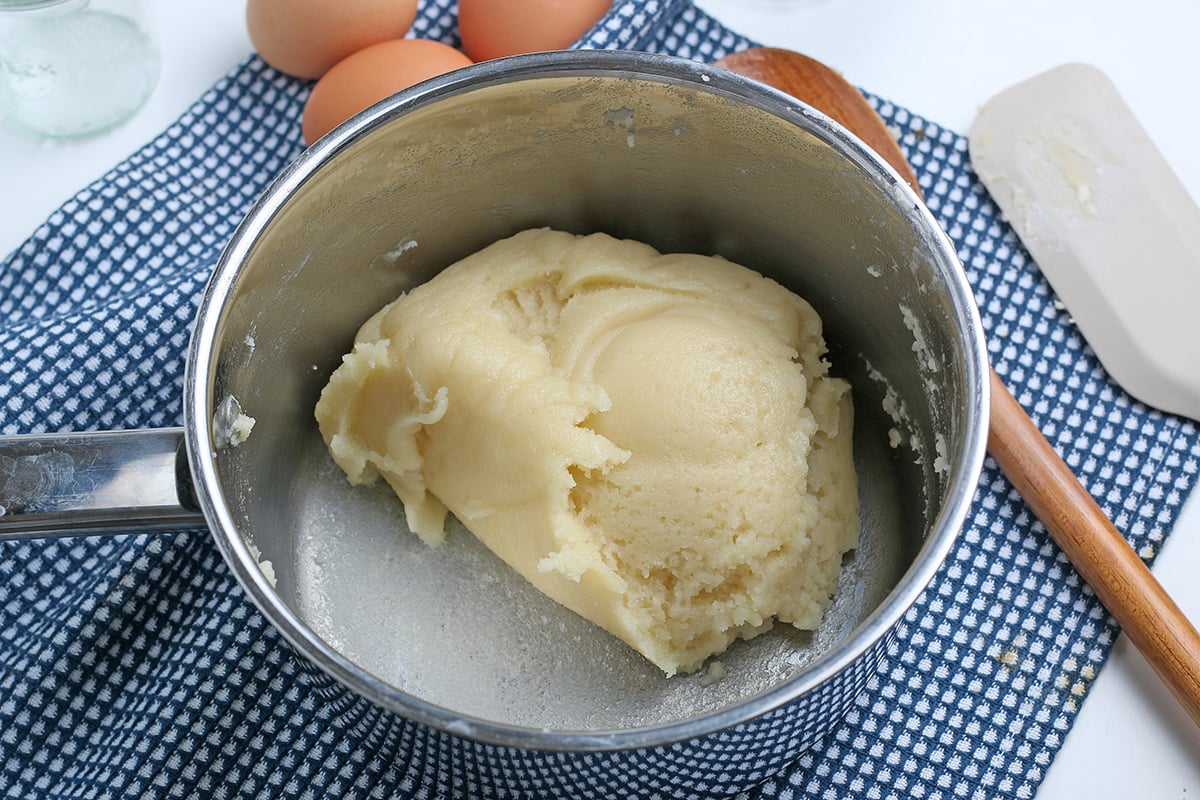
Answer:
315, 228, 861, 676
213, 394, 256, 449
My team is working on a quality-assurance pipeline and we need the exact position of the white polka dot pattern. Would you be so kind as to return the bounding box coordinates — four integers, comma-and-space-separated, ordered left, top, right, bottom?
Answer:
2, 1, 1198, 798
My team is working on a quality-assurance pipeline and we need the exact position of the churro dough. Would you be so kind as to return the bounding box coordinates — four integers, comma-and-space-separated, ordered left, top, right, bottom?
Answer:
315, 228, 860, 675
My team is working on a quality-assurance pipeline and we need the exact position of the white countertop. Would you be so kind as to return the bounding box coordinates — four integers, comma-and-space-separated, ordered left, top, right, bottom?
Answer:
2, 1, 1198, 796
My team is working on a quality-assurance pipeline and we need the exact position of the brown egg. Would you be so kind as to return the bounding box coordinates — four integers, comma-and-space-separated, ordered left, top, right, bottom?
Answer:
246, 0, 420, 79
301, 39, 474, 145
458, 0, 611, 62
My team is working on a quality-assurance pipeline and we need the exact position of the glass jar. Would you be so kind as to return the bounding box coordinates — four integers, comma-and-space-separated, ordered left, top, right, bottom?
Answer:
0, 0, 160, 138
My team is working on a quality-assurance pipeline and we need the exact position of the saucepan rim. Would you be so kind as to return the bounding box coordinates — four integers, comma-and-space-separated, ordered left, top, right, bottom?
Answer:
184, 49, 990, 753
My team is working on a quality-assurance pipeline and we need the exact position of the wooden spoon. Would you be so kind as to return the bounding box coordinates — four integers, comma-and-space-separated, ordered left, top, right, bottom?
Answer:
715, 46, 1200, 726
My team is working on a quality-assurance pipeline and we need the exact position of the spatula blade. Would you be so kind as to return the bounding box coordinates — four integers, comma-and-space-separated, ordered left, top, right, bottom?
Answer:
969, 63, 1200, 421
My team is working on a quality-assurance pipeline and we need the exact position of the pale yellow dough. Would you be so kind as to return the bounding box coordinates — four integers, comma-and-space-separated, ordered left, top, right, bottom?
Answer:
315, 229, 860, 675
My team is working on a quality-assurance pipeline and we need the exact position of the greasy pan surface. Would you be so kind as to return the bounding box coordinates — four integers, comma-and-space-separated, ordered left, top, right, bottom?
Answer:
185, 51, 988, 751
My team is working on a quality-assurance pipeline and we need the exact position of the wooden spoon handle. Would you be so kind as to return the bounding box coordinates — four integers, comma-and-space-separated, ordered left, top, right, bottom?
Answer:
716, 45, 1200, 725
989, 371, 1200, 725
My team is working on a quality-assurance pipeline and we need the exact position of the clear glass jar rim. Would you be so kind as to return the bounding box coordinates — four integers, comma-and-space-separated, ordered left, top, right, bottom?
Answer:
0, 0, 80, 10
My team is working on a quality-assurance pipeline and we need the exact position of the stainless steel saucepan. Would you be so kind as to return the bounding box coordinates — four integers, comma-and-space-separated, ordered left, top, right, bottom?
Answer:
0, 50, 989, 797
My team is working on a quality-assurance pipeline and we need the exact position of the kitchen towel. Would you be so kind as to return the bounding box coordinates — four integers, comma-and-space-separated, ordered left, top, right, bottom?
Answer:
2, 1, 1198, 798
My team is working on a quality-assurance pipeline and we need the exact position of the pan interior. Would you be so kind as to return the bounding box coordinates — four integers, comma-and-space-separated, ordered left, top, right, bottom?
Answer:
203, 61, 976, 734
285, 397, 904, 729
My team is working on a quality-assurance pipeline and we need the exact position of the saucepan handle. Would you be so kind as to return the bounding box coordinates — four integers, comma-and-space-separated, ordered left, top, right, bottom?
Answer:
0, 427, 205, 541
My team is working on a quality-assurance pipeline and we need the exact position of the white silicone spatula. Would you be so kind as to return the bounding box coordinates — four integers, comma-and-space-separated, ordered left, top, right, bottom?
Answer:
968, 62, 1200, 421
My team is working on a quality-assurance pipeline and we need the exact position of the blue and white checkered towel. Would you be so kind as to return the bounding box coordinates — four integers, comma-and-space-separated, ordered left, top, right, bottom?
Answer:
3, 1, 1198, 797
